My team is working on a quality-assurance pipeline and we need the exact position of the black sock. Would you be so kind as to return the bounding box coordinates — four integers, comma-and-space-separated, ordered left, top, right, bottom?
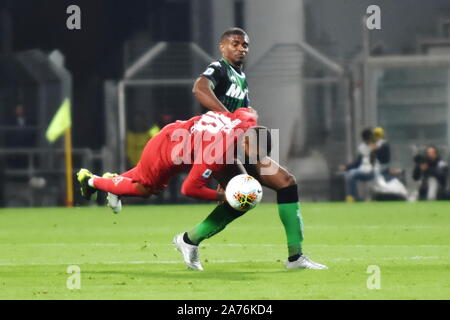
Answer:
183, 232, 197, 246
288, 253, 302, 262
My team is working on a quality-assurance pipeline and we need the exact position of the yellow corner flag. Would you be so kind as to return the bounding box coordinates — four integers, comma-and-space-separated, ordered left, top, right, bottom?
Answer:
45, 98, 74, 207
46, 98, 72, 143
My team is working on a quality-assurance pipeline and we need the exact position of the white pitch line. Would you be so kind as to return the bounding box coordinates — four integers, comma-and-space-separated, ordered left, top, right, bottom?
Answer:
0, 259, 269, 267
0, 256, 446, 267
306, 225, 450, 229
310, 244, 450, 248
0, 243, 448, 248
330, 256, 443, 262
0, 243, 122, 247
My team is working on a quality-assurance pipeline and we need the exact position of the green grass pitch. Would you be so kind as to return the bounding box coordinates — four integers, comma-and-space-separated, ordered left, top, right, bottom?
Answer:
0, 202, 449, 300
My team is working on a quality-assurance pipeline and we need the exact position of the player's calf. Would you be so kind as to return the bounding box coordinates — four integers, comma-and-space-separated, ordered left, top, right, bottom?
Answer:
281, 173, 297, 189
185, 202, 247, 246
91, 175, 150, 197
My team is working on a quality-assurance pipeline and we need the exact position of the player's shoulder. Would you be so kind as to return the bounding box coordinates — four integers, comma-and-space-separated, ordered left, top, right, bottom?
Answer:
209, 60, 223, 68
202, 60, 226, 79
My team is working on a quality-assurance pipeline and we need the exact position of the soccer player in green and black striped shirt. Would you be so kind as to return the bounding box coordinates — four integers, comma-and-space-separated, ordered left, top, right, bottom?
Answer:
197, 53, 249, 112
174, 27, 327, 270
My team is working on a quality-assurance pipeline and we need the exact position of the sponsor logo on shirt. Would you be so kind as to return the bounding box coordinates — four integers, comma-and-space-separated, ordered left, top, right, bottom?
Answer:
226, 84, 248, 100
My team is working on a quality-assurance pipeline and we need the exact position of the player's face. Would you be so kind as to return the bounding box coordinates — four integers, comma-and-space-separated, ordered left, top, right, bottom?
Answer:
426, 147, 438, 160
220, 34, 249, 67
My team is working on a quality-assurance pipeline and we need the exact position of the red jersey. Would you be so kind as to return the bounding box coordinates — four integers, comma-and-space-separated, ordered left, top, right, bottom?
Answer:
131, 108, 257, 200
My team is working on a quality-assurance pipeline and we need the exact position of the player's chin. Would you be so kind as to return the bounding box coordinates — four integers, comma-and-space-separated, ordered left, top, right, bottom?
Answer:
234, 57, 246, 65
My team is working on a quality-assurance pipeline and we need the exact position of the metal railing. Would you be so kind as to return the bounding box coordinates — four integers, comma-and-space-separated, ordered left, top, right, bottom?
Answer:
0, 148, 102, 207
0, 148, 97, 175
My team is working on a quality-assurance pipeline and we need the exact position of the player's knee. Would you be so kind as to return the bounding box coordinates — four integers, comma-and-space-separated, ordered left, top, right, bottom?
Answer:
278, 173, 297, 189
286, 173, 297, 186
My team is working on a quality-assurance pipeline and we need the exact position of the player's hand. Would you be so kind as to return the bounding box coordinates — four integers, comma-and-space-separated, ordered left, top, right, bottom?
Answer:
247, 107, 258, 118
216, 184, 226, 204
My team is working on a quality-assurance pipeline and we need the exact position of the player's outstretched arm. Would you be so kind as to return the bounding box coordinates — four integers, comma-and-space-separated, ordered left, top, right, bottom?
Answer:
193, 77, 229, 113
181, 179, 226, 201
181, 164, 226, 201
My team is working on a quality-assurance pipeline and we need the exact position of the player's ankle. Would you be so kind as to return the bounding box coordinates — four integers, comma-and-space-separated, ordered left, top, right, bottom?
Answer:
183, 232, 198, 246
288, 253, 302, 262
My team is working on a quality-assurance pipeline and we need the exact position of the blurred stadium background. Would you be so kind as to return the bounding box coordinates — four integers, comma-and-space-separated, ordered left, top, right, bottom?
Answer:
1, 0, 450, 207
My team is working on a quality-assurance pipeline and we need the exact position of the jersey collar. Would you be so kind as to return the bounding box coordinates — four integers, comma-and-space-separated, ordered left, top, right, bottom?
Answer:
221, 58, 246, 78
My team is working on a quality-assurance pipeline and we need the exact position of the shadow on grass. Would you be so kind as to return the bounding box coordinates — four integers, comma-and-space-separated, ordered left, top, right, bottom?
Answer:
83, 264, 301, 282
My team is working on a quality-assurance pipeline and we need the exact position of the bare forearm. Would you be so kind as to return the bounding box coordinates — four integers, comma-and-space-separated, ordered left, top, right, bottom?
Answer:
195, 90, 228, 112
193, 78, 229, 112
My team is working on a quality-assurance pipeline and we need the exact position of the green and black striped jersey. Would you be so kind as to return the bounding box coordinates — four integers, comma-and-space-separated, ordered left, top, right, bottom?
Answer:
201, 58, 249, 112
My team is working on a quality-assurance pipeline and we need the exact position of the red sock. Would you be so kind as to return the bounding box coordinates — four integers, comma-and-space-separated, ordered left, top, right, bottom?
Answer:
93, 176, 146, 197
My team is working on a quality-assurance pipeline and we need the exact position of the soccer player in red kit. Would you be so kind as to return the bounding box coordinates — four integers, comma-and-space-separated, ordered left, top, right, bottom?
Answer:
77, 108, 270, 270
77, 108, 259, 203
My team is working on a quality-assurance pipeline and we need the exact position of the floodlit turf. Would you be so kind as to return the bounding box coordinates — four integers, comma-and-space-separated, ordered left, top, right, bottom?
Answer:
0, 201, 449, 300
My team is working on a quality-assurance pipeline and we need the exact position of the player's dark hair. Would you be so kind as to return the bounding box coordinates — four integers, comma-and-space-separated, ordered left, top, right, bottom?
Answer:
220, 27, 248, 42
361, 128, 373, 143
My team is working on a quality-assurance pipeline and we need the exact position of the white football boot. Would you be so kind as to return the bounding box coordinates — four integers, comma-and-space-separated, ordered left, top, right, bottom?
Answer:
102, 173, 122, 214
106, 193, 122, 214
173, 233, 204, 271
285, 255, 328, 270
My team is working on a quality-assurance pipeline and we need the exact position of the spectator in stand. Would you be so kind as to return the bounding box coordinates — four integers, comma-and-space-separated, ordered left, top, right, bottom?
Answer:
6, 104, 34, 168
340, 128, 375, 202
340, 127, 391, 202
7, 104, 30, 147
372, 127, 391, 177
412, 146, 448, 200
